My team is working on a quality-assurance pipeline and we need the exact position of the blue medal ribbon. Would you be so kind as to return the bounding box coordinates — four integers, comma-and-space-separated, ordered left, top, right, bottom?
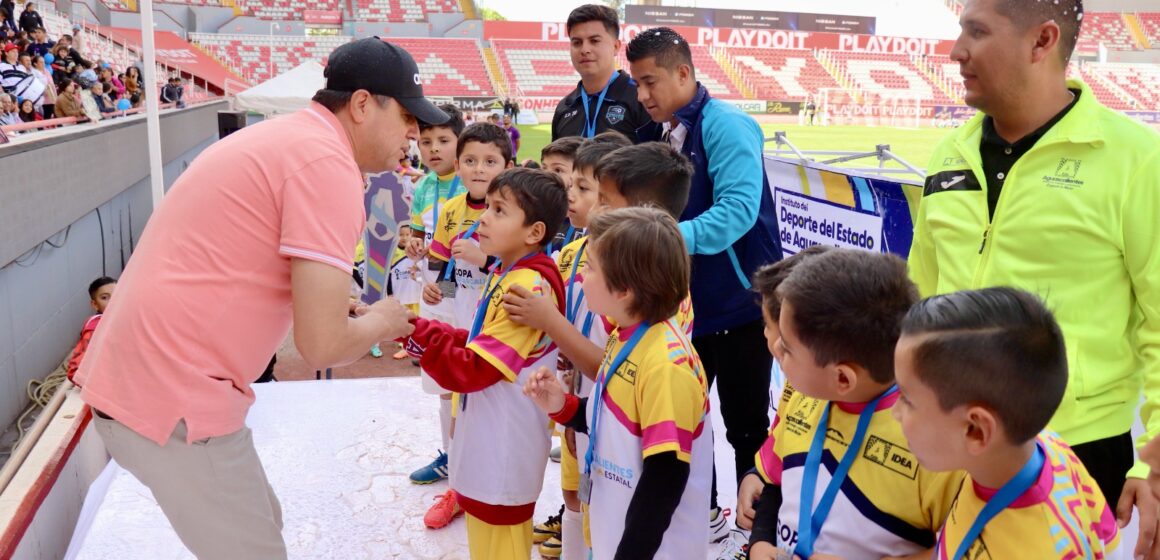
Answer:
795, 385, 900, 558
937, 444, 1046, 560
580, 73, 618, 139
442, 220, 482, 283
430, 176, 460, 242
583, 323, 650, 480
461, 253, 534, 411
564, 240, 595, 338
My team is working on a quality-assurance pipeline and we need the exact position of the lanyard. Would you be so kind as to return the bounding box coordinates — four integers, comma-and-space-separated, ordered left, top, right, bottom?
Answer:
939, 444, 1046, 560
468, 253, 533, 342
431, 176, 460, 238
584, 323, 650, 476
564, 240, 595, 338
549, 224, 575, 255
579, 73, 617, 139
795, 385, 899, 558
442, 220, 481, 282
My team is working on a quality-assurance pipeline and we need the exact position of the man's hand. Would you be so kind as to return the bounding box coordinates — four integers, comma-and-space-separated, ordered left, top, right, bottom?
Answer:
349, 298, 368, 317
362, 297, 415, 341
736, 472, 764, 530
451, 239, 487, 268
1118, 477, 1160, 560
523, 366, 567, 415
406, 237, 427, 261
502, 283, 560, 331
422, 283, 442, 306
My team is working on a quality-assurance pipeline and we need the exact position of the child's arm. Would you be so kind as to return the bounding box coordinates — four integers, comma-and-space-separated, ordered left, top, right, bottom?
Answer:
402, 318, 505, 393
748, 482, 783, 549
524, 367, 589, 433
614, 452, 690, 560
65, 317, 100, 384
503, 284, 604, 378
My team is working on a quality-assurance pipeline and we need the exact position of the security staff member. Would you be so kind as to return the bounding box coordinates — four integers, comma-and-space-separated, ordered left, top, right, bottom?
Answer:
551, 4, 655, 141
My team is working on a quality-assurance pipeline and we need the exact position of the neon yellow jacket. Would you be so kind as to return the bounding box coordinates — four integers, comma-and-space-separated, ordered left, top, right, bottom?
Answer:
909, 80, 1160, 478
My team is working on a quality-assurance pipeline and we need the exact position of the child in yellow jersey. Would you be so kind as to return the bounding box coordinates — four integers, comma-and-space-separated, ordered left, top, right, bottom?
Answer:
419, 122, 515, 528
406, 103, 467, 485
503, 139, 693, 559
746, 249, 962, 560
398, 168, 568, 559
524, 207, 712, 559
893, 287, 1120, 560
540, 136, 584, 259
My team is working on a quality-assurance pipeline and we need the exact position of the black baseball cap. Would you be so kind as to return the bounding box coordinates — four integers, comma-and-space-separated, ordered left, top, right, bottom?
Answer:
324, 37, 449, 125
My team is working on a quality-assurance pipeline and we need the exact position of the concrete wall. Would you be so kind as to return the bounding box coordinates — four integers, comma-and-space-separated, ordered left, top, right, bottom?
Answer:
0, 101, 227, 433
1087, 0, 1158, 11
1108, 49, 1160, 64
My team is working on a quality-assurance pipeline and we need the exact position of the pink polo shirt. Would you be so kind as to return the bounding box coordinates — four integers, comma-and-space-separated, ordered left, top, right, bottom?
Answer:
78, 103, 365, 446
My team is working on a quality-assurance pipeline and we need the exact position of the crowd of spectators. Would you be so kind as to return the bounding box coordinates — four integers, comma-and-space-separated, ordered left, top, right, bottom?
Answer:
1, 2, 159, 131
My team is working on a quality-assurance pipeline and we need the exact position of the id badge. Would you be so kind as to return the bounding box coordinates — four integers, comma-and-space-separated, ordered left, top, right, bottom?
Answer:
578, 474, 592, 504
438, 280, 458, 299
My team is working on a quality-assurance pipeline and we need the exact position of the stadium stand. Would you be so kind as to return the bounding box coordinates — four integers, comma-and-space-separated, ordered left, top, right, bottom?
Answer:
355, 0, 461, 22
383, 37, 493, 95
1080, 62, 1160, 110
1075, 12, 1138, 55
490, 39, 739, 100
233, 0, 342, 21
189, 33, 351, 84
727, 48, 840, 100
823, 50, 954, 105
1140, 13, 1160, 46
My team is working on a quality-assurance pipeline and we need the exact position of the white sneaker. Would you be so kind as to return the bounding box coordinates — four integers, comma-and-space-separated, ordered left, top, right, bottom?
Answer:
709, 507, 731, 543
715, 528, 750, 560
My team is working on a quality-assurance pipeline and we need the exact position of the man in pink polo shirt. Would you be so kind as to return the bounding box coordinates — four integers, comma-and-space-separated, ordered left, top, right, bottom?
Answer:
75, 38, 446, 558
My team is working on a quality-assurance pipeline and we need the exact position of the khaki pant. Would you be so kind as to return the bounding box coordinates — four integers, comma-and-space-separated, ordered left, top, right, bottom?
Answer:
92, 415, 286, 559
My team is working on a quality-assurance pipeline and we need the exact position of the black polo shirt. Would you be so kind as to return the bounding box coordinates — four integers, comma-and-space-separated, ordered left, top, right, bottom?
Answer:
551, 70, 655, 142
980, 89, 1080, 219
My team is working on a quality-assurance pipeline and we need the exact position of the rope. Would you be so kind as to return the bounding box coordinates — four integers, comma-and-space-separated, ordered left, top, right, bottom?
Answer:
13, 366, 68, 446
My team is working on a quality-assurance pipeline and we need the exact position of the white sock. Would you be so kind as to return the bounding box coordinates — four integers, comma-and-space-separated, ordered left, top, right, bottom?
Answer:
562, 507, 587, 560
439, 398, 452, 452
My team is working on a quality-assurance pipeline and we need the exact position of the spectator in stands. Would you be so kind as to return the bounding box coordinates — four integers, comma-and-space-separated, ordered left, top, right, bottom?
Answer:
16, 50, 28, 72
160, 75, 184, 108
53, 77, 82, 118
30, 53, 50, 117
55, 33, 88, 68
627, 27, 783, 544
17, 96, 36, 121
0, 10, 16, 43
50, 43, 72, 84
0, 41, 43, 105
0, 91, 18, 124
17, 2, 40, 35
908, 1, 1160, 559
123, 65, 141, 106
552, 4, 655, 142
26, 26, 49, 57
99, 66, 123, 99
0, 0, 12, 25
75, 60, 97, 88
75, 37, 440, 560
503, 113, 519, 156
91, 81, 114, 114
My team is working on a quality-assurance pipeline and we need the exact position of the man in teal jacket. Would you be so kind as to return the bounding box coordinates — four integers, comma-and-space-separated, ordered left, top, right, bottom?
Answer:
909, 1, 1160, 557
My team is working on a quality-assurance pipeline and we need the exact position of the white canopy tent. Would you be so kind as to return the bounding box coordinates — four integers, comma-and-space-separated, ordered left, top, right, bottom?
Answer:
234, 61, 325, 115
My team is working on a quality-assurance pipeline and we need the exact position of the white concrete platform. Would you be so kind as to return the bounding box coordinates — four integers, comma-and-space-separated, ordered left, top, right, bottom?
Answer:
64, 377, 741, 559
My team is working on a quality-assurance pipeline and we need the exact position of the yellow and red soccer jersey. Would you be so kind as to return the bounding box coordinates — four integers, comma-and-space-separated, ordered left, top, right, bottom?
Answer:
450, 264, 559, 510
754, 385, 963, 560
410, 172, 465, 286
587, 320, 713, 559
429, 193, 488, 328
933, 432, 1120, 560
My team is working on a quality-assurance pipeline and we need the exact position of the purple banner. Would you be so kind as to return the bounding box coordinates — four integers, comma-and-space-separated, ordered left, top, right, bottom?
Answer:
1126, 111, 1160, 124
362, 171, 412, 304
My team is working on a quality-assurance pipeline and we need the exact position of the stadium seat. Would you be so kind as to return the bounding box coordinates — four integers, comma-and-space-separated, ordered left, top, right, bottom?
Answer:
1140, 13, 1160, 46
1075, 12, 1138, 55
1076, 62, 1159, 111
824, 50, 953, 105
190, 33, 353, 84
727, 48, 840, 101
384, 38, 493, 95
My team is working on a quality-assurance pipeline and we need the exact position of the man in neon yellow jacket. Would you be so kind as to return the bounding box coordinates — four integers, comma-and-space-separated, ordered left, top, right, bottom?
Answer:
909, 1, 1160, 557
